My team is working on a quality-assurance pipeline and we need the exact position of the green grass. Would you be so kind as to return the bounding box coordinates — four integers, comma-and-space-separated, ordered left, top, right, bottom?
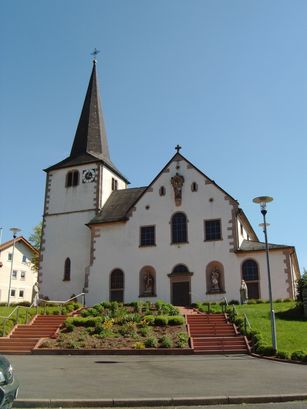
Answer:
233, 301, 307, 354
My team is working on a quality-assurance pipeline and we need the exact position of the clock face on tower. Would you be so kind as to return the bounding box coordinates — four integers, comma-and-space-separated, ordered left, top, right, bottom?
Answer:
82, 169, 96, 183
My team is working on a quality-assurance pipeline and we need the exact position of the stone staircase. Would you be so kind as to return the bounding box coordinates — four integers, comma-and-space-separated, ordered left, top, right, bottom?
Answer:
187, 313, 249, 354
0, 315, 67, 354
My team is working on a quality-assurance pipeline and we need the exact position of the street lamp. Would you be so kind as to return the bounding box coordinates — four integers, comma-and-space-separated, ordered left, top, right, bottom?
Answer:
8, 227, 21, 306
253, 196, 277, 352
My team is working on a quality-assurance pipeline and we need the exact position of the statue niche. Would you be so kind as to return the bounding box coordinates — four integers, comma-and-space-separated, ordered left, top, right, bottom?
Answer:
171, 173, 184, 206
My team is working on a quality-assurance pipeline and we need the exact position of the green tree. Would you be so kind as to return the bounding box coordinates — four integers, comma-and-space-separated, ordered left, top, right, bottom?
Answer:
29, 222, 42, 272
296, 269, 307, 304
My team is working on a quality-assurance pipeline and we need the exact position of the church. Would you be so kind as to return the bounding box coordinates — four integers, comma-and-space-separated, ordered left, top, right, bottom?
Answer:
39, 60, 300, 306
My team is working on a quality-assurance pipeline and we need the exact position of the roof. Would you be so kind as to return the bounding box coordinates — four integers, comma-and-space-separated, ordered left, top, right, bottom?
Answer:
237, 239, 294, 253
88, 187, 147, 225
0, 236, 39, 255
44, 61, 128, 183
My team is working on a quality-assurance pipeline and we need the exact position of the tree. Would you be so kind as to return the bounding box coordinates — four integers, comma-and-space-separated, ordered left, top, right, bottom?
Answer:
29, 222, 42, 272
296, 268, 307, 304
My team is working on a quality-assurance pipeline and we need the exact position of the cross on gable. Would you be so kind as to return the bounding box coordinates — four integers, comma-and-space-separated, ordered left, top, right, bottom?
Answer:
175, 144, 182, 153
91, 48, 100, 61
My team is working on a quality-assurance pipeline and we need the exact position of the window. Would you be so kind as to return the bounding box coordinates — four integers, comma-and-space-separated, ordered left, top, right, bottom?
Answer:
140, 226, 155, 247
19, 290, 24, 298
22, 255, 28, 263
112, 178, 118, 191
10, 289, 16, 297
171, 212, 188, 244
191, 182, 198, 192
8, 253, 12, 261
172, 264, 189, 274
159, 186, 166, 196
20, 271, 26, 280
66, 170, 79, 187
242, 259, 260, 299
205, 219, 221, 241
63, 258, 71, 281
12, 270, 17, 280
110, 269, 124, 302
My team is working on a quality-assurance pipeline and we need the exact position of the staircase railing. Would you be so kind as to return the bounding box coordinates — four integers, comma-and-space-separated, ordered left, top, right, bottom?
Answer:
0, 292, 85, 337
230, 304, 252, 334
38, 292, 86, 315
0, 303, 37, 337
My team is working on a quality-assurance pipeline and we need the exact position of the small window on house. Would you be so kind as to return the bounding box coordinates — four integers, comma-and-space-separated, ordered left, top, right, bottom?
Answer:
22, 255, 28, 263
240, 224, 244, 236
10, 289, 16, 297
63, 258, 71, 281
205, 219, 221, 241
159, 186, 166, 196
8, 253, 12, 261
20, 271, 26, 280
66, 171, 79, 187
19, 290, 24, 298
12, 270, 17, 280
171, 212, 188, 244
140, 226, 155, 247
112, 178, 118, 191
191, 182, 198, 192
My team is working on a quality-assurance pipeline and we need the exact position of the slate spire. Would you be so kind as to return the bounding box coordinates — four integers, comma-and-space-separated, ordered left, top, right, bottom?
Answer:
70, 60, 110, 161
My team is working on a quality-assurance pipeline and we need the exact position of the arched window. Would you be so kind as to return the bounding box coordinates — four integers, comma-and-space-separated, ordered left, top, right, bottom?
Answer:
66, 170, 79, 187
242, 259, 260, 299
159, 186, 166, 196
172, 264, 189, 274
110, 269, 124, 302
191, 182, 198, 192
63, 258, 71, 281
139, 266, 156, 297
171, 212, 188, 244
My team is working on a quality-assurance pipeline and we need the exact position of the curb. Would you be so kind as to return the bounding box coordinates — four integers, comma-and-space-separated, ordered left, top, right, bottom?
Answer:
14, 394, 307, 407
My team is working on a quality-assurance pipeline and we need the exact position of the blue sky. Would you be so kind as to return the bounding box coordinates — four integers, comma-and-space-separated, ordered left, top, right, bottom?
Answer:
1, 0, 306, 270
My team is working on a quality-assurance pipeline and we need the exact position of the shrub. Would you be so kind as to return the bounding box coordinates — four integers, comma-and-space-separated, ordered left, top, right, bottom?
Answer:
256, 299, 266, 304
247, 299, 257, 304
154, 316, 168, 326
160, 336, 173, 348
168, 316, 185, 325
177, 332, 189, 348
143, 315, 155, 325
276, 351, 290, 360
256, 345, 275, 356
65, 316, 103, 328
229, 300, 240, 305
134, 342, 145, 349
291, 351, 306, 361
145, 336, 158, 348
139, 326, 151, 337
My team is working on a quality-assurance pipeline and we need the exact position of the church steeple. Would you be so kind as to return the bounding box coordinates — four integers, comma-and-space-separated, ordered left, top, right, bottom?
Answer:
45, 60, 128, 183
70, 60, 110, 161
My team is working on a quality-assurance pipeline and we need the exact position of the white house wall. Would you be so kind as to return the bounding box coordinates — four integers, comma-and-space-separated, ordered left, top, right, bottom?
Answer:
0, 242, 37, 304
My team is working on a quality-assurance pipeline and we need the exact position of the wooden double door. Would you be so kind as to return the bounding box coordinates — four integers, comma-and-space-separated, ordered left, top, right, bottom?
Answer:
171, 281, 191, 306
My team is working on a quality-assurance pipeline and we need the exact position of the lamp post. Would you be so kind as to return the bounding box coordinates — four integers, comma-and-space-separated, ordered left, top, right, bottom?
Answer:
8, 227, 21, 306
253, 196, 277, 352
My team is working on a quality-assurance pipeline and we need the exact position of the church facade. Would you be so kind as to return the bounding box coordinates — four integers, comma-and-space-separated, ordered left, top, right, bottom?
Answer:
39, 61, 300, 306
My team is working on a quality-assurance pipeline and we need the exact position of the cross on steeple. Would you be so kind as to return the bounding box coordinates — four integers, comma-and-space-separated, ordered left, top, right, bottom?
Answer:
91, 48, 100, 63
175, 144, 182, 153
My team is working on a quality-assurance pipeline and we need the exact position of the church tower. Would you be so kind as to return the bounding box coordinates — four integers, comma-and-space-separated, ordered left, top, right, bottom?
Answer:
39, 59, 128, 301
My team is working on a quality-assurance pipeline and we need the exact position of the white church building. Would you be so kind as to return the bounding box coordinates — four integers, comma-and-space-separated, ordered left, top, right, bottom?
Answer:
39, 61, 300, 306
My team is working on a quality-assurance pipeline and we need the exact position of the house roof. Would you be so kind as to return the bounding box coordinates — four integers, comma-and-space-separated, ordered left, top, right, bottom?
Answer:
44, 61, 128, 183
237, 239, 294, 253
88, 187, 147, 225
0, 236, 39, 255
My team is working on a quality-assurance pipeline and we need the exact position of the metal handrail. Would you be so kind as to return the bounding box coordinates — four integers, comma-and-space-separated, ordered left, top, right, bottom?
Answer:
38, 292, 85, 315
0, 293, 85, 337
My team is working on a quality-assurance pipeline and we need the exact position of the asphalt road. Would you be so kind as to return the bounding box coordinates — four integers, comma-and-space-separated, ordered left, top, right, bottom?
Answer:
9, 353, 307, 403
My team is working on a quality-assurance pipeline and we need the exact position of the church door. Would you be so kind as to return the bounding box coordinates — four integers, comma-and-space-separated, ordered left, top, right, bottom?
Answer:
172, 282, 190, 306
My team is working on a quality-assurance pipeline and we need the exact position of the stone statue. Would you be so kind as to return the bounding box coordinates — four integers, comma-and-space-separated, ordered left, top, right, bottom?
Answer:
32, 282, 40, 306
211, 269, 220, 292
240, 279, 248, 304
144, 272, 154, 295
171, 173, 184, 206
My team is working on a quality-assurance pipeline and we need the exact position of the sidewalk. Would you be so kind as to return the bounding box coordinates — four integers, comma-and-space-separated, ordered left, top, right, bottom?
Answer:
10, 354, 307, 407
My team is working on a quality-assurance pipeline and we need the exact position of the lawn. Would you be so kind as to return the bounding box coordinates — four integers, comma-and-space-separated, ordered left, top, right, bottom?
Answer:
232, 301, 307, 354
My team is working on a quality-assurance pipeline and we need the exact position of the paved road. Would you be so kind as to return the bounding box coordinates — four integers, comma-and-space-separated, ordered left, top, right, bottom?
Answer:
9, 354, 307, 404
